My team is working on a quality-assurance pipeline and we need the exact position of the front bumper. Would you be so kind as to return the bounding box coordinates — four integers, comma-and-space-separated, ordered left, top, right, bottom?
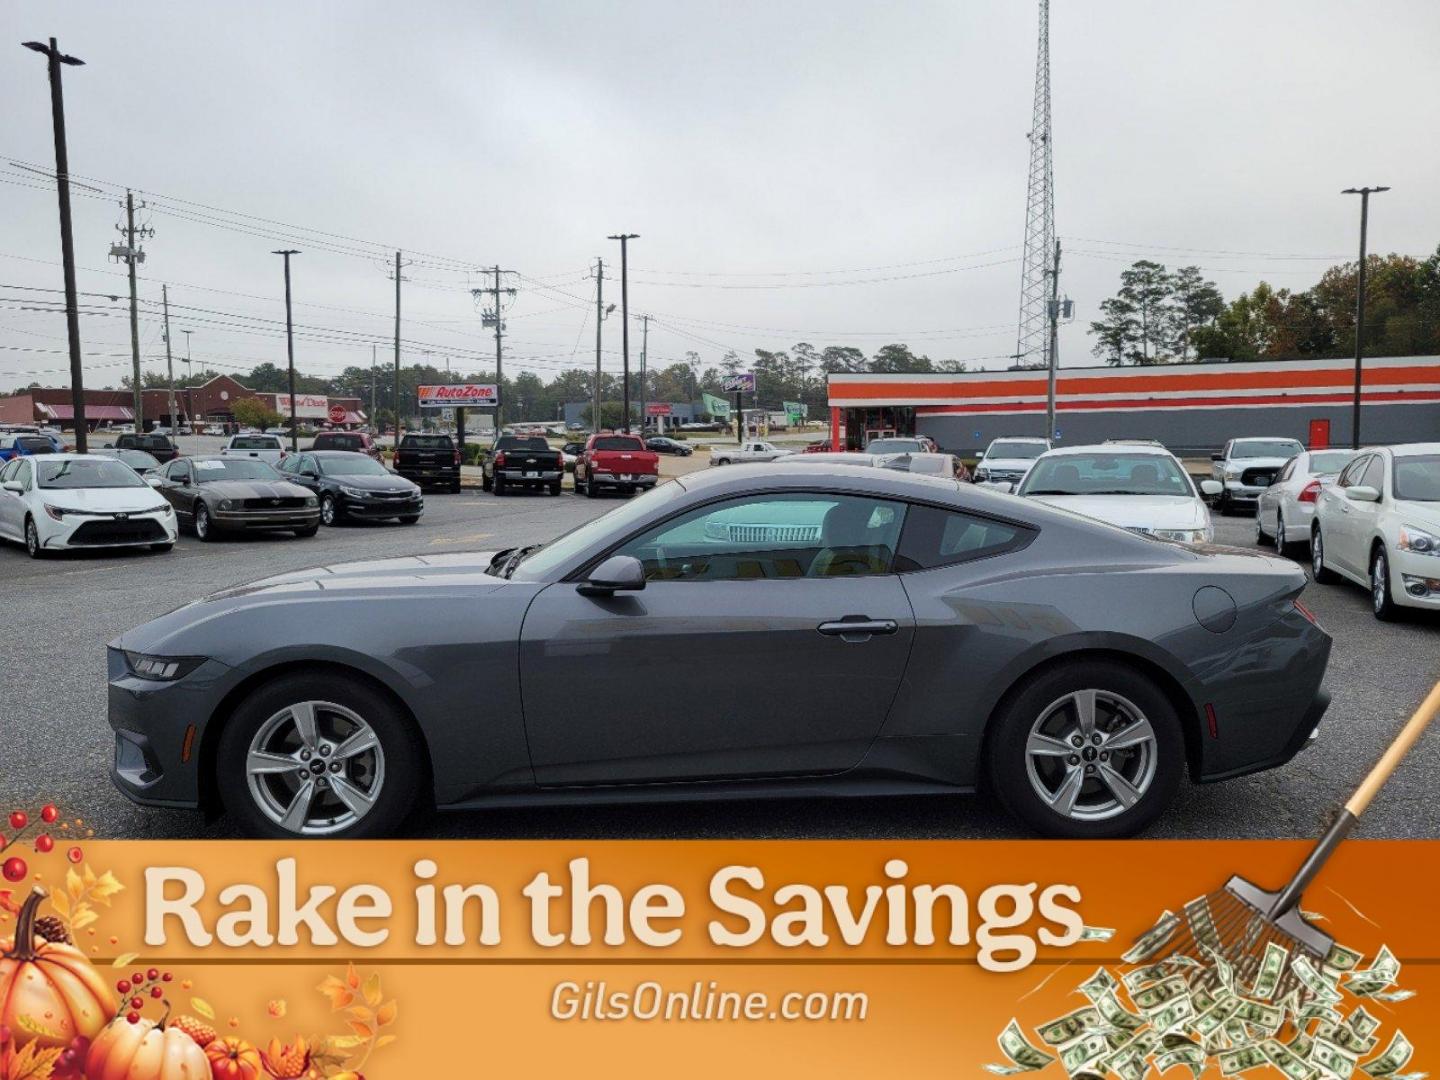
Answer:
107, 648, 232, 809
213, 508, 320, 531
1392, 548, 1440, 607
1222, 480, 1269, 501
41, 510, 176, 550
339, 493, 423, 518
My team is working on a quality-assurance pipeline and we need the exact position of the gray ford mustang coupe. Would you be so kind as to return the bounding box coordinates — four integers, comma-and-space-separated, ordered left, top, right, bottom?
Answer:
108, 463, 1331, 839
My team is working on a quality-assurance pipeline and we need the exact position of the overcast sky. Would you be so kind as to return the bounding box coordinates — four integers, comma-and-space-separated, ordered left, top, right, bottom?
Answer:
2, 0, 1438, 395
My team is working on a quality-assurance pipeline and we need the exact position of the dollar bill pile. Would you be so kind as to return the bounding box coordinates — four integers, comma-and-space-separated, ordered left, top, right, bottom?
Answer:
986, 908, 1421, 1080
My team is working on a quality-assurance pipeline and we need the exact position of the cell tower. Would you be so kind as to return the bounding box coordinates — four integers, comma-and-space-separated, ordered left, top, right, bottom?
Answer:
1015, 0, 1055, 368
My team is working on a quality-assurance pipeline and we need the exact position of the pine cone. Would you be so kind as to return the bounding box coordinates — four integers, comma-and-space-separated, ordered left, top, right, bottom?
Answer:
33, 914, 70, 944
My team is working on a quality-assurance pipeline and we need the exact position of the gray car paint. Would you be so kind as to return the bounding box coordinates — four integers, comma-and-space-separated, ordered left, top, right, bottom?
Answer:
108, 463, 1330, 816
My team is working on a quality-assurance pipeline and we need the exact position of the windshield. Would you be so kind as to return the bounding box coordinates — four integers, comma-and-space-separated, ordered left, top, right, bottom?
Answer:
37, 458, 146, 489
511, 480, 685, 581
592, 436, 643, 451
230, 436, 280, 450
498, 437, 549, 450
1393, 455, 1440, 501
18, 437, 54, 453
1308, 450, 1355, 475
1232, 439, 1302, 459
1019, 453, 1193, 497
402, 435, 452, 449
987, 441, 1047, 460
320, 455, 389, 477
866, 438, 925, 454
316, 434, 365, 449
195, 459, 282, 482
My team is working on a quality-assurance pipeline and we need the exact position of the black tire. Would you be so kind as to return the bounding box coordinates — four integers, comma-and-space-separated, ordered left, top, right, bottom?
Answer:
715, 458, 731, 466
585, 475, 600, 498
215, 673, 424, 839
1273, 512, 1290, 556
986, 660, 1184, 839
1371, 545, 1399, 622
573, 472, 586, 495
481, 472, 493, 492
320, 494, 339, 527
1310, 526, 1339, 583
399, 515, 420, 525
194, 502, 217, 542
24, 517, 46, 560
150, 542, 174, 553
294, 524, 319, 538
493, 475, 506, 496
449, 481, 462, 494
549, 479, 562, 496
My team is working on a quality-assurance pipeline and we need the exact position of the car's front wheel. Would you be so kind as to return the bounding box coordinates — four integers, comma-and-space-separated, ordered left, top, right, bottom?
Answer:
1371, 545, 1399, 621
319, 494, 338, 526
24, 516, 46, 559
216, 674, 423, 838
194, 503, 216, 542
987, 661, 1183, 838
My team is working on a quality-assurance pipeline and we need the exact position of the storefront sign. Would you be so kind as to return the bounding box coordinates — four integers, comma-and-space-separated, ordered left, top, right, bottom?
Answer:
275, 393, 330, 418
418, 383, 499, 408
645, 402, 673, 416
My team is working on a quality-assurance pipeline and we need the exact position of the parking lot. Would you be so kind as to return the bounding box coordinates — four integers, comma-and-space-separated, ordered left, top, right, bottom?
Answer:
3, 477, 1436, 842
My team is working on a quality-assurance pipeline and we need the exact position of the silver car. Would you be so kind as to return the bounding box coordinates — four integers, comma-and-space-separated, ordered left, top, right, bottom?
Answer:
1254, 449, 1357, 555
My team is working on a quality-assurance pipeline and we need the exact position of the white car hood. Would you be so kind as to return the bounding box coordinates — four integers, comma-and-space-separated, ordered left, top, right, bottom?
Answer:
1027, 493, 1208, 531
35, 486, 165, 512
981, 457, 1040, 473
1228, 456, 1291, 471
1394, 500, 1440, 531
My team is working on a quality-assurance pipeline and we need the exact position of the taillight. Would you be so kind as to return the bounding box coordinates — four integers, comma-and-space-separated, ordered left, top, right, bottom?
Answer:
453, 448, 461, 465
1298, 480, 1321, 503
494, 452, 506, 468
1293, 597, 1319, 625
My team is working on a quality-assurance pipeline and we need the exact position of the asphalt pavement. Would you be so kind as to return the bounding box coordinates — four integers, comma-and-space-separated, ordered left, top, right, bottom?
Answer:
1, 485, 1436, 841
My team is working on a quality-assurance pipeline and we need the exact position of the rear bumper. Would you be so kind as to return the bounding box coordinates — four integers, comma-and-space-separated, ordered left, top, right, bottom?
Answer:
591, 473, 658, 487
397, 467, 459, 485
499, 469, 562, 482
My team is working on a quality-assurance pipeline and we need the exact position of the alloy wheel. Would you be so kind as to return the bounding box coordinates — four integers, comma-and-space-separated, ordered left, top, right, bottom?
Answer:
1274, 513, 1286, 554
195, 504, 210, 539
1312, 531, 1324, 577
1023, 689, 1158, 822
1372, 552, 1389, 615
321, 496, 336, 525
244, 700, 386, 836
25, 519, 39, 557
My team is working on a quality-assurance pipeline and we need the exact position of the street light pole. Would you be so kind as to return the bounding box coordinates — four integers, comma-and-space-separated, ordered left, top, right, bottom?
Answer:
22, 37, 88, 451
273, 249, 300, 453
181, 330, 197, 452
608, 233, 639, 432
1341, 186, 1389, 450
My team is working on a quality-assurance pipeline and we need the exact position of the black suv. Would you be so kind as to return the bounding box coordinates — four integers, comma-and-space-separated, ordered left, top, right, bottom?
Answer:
107, 432, 179, 464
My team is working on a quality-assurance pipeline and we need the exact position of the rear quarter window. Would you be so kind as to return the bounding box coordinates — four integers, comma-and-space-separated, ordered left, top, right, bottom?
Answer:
894, 504, 1034, 571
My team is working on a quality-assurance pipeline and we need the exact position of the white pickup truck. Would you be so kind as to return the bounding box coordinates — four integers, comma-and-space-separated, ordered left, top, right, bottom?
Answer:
710, 440, 793, 466
219, 433, 287, 465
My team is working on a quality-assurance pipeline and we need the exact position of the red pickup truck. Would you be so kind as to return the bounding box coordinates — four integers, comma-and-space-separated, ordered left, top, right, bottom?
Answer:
573, 433, 660, 498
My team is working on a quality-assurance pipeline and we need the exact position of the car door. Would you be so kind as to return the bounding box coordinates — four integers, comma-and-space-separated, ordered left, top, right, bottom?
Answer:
157, 459, 196, 522
284, 454, 321, 494
1347, 453, 1388, 569
1325, 454, 1372, 577
0, 458, 25, 539
518, 490, 917, 786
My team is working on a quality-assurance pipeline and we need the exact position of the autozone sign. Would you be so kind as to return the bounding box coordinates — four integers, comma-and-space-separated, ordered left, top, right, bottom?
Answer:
275, 393, 330, 418
418, 384, 499, 408
645, 402, 673, 416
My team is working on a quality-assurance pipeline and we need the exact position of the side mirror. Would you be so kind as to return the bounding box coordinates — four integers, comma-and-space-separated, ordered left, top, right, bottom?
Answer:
145, 476, 164, 488
2, 481, 22, 494
1199, 479, 1223, 497
1210, 454, 1223, 462
103, 443, 115, 449
1345, 485, 1381, 503
577, 555, 647, 597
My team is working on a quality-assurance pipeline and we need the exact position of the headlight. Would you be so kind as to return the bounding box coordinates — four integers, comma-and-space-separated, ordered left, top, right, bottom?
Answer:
1398, 524, 1440, 556
1148, 527, 1213, 543
144, 504, 172, 516
975, 468, 990, 481
43, 504, 81, 521
124, 651, 205, 681
1224, 466, 1242, 479
217, 499, 234, 511
340, 485, 370, 498
304, 495, 319, 507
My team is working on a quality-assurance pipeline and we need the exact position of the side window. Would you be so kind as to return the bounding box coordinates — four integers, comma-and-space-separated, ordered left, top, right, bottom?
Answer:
15, 460, 33, 489
0, 459, 16, 484
1336, 456, 1366, 488
611, 493, 907, 582
1361, 455, 1385, 493
895, 504, 1032, 571
1277, 459, 1296, 482
301, 455, 317, 474
163, 460, 188, 484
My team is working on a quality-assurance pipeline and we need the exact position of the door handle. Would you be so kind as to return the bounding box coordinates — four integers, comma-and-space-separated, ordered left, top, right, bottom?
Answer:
817, 618, 898, 639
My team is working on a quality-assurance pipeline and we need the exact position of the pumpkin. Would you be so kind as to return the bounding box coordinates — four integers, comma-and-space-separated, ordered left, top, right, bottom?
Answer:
86, 1012, 210, 1080
206, 1035, 264, 1080
0, 888, 115, 1050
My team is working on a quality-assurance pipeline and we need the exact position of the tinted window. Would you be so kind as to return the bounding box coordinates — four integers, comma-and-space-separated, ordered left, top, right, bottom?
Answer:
495, 436, 547, 450
1393, 455, 1440, 501
164, 460, 190, 483
315, 434, 364, 449
895, 505, 1031, 571
1337, 455, 1369, 488
195, 459, 281, 482
511, 481, 686, 582
37, 458, 146, 489
1277, 459, 1295, 482
0, 459, 17, 483
593, 436, 645, 451
230, 436, 281, 450
866, 438, 926, 454
18, 437, 54, 454
613, 493, 906, 581
1360, 456, 1385, 492
137, 436, 171, 449
1308, 450, 1354, 475
1231, 439, 1303, 458
401, 435, 453, 449
1019, 453, 1191, 497
319, 455, 388, 476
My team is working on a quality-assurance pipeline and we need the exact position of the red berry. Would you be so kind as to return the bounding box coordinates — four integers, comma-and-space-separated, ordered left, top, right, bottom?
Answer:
41, 805, 59, 824
131, 972, 144, 985
116, 980, 131, 994
147, 967, 159, 981
1, 857, 26, 882
161, 972, 173, 982
66, 846, 83, 864
126, 1012, 140, 1024
130, 996, 143, 1010
35, 834, 54, 853
150, 986, 163, 999
8, 811, 26, 831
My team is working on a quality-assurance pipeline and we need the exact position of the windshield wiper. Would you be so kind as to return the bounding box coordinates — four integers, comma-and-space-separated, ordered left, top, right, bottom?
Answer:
1021, 489, 1075, 496
500, 544, 542, 579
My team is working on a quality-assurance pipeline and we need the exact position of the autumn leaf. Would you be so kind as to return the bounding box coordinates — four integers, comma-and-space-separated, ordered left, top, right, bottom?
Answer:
361, 972, 382, 1007
45, 891, 67, 919
345, 1006, 373, 1024
344, 962, 360, 990
374, 1034, 398, 1050
317, 975, 354, 1011
324, 1035, 366, 1052
191, 997, 216, 1020
70, 907, 98, 932
375, 1000, 397, 1027
5, 1040, 64, 1080
111, 952, 139, 968
90, 870, 125, 905
346, 1020, 373, 1040
82, 864, 97, 889
65, 868, 83, 902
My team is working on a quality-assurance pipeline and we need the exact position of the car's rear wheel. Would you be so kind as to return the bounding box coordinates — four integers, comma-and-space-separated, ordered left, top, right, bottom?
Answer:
987, 661, 1183, 838
549, 479, 562, 496
1371, 546, 1399, 621
1273, 512, 1289, 555
1310, 526, 1338, 583
481, 472, 493, 492
217, 674, 422, 838
585, 476, 600, 498
493, 475, 506, 496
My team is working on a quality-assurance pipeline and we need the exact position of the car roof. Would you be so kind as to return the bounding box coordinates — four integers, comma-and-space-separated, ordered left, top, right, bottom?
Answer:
988, 437, 1048, 444
676, 460, 965, 500
1373, 442, 1440, 457
310, 449, 373, 457
1038, 443, 1174, 458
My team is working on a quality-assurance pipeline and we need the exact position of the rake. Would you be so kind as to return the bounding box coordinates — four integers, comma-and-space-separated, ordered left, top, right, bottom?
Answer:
1134, 679, 1440, 1003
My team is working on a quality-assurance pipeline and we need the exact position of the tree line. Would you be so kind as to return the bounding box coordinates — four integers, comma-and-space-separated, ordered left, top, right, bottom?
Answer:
1088, 244, 1440, 365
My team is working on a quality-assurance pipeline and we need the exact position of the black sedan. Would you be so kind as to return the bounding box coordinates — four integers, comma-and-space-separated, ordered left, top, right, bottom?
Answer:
108, 463, 1330, 839
94, 448, 163, 477
152, 456, 320, 540
646, 436, 693, 456
277, 450, 423, 526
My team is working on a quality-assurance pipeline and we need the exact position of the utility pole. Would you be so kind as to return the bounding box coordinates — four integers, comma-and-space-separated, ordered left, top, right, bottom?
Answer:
116, 190, 152, 432
593, 258, 605, 432
471, 268, 516, 434
639, 313, 649, 433
181, 329, 197, 453
390, 251, 407, 450
1342, 186, 1389, 449
161, 285, 176, 434
1045, 238, 1061, 441
23, 37, 88, 451
608, 233, 639, 432
370, 344, 377, 436
273, 249, 300, 453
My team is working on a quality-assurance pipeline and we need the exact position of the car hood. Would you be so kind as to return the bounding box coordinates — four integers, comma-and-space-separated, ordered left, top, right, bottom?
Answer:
197, 479, 312, 499
327, 472, 417, 492
1394, 500, 1440, 531
1227, 456, 1291, 470
980, 457, 1040, 472
34, 486, 168, 512
206, 551, 506, 599
1026, 493, 1209, 531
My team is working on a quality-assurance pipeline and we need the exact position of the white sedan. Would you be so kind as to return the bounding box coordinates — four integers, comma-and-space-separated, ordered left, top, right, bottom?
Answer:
1310, 443, 1440, 619
1255, 448, 1357, 554
0, 453, 177, 558
1015, 444, 1222, 543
